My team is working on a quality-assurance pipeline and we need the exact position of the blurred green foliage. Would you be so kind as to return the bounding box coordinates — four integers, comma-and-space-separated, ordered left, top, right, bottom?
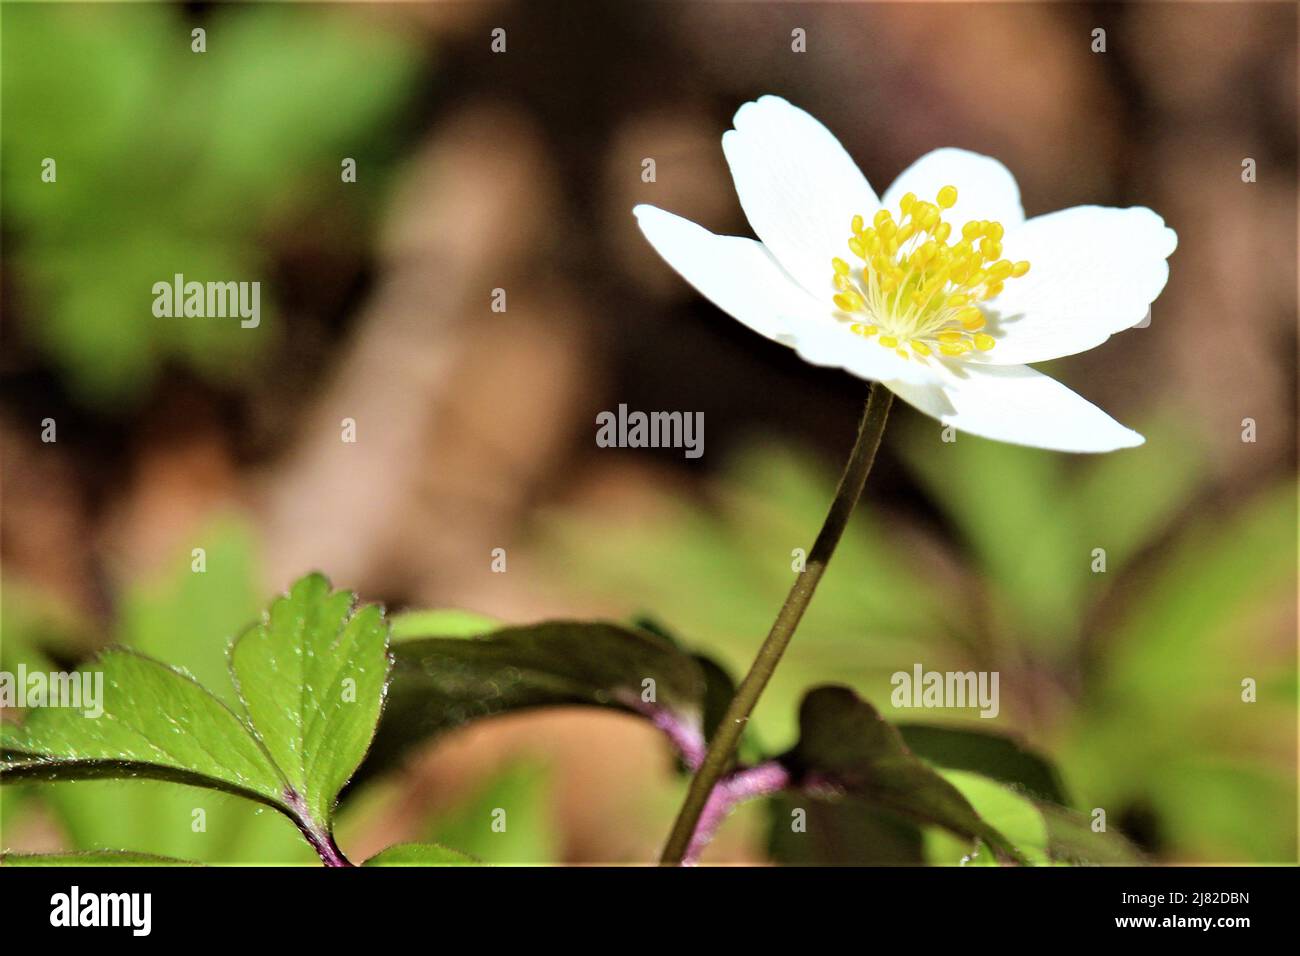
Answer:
1, 4, 421, 403
424, 762, 559, 865
544, 421, 1297, 863
546, 443, 960, 747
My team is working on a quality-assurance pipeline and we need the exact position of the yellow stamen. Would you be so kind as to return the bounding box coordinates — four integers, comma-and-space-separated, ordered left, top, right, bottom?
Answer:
828, 185, 1030, 362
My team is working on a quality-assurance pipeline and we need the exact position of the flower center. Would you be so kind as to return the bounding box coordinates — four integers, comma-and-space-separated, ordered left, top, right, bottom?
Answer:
830, 185, 1030, 360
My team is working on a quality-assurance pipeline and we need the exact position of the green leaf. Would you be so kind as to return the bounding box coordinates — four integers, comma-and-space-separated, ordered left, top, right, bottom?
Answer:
767, 794, 925, 865
1, 850, 197, 866
390, 609, 499, 641
37, 522, 314, 864
1, 649, 286, 809
3, 571, 393, 865
897, 723, 1068, 804
924, 770, 1050, 866
362, 843, 480, 866
1037, 802, 1145, 864
44, 782, 314, 865
363, 621, 707, 781
779, 686, 1024, 863
631, 616, 748, 755
229, 573, 391, 830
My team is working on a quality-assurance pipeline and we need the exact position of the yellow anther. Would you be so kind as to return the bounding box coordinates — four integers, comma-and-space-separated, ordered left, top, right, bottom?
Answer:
987, 260, 1014, 281
830, 193, 1023, 364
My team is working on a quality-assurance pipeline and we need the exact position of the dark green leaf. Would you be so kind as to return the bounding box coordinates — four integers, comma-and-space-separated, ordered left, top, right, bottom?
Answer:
691, 654, 739, 747
1037, 802, 1145, 864
767, 793, 924, 864
363, 621, 707, 780
779, 686, 1023, 863
897, 723, 1068, 804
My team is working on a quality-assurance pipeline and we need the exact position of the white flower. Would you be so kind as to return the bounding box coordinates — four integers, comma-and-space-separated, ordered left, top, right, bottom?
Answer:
633, 96, 1177, 453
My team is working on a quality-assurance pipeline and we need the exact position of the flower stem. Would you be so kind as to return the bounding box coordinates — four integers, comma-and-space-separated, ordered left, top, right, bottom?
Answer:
659, 383, 894, 865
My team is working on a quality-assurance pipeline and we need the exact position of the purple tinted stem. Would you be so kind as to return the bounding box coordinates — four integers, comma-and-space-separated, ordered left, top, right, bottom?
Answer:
683, 761, 791, 865
284, 788, 353, 867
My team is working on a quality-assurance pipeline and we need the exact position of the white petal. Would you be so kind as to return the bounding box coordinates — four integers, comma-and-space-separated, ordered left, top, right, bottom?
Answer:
887, 362, 1144, 453
786, 322, 942, 388
977, 206, 1177, 366
633, 205, 935, 387
721, 95, 880, 298
633, 204, 825, 340
882, 148, 1024, 229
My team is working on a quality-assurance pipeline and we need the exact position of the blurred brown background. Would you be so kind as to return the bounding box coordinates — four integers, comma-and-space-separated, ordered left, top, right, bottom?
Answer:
2, 2, 1296, 864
